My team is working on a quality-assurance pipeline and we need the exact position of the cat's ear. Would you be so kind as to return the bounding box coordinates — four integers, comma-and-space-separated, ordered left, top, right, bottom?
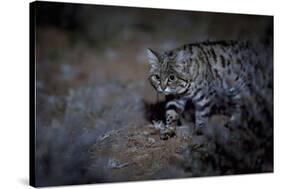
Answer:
176, 50, 186, 63
175, 50, 187, 73
146, 48, 160, 68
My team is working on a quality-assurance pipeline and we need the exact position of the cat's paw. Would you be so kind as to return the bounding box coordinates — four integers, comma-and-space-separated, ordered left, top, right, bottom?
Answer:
160, 125, 176, 140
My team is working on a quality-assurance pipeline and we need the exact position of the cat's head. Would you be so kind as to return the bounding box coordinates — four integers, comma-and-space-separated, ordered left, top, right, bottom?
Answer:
146, 48, 194, 95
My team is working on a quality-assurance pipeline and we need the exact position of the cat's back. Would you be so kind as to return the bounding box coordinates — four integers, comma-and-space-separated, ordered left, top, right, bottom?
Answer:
193, 41, 271, 87
181, 40, 272, 99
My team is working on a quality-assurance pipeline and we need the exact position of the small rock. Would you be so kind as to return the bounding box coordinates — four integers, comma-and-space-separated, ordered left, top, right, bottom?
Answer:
142, 131, 150, 136
147, 137, 156, 145
152, 120, 165, 130
108, 158, 129, 169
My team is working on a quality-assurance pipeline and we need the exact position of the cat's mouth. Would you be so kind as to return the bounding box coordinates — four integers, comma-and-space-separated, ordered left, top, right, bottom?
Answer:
156, 82, 190, 95
158, 87, 174, 95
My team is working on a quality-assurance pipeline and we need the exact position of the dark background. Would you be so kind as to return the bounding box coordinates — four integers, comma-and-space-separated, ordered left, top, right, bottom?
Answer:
34, 1, 273, 187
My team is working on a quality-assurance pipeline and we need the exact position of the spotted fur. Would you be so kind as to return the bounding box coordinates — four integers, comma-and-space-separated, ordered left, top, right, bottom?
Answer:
147, 40, 272, 137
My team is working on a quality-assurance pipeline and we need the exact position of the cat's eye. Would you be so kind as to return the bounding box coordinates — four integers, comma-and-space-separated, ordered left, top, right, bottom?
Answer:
154, 75, 160, 80
169, 74, 176, 82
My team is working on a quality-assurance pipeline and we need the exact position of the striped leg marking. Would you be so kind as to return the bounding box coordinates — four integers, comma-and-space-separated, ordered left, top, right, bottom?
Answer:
166, 109, 179, 126
160, 99, 187, 140
194, 97, 212, 128
195, 108, 210, 128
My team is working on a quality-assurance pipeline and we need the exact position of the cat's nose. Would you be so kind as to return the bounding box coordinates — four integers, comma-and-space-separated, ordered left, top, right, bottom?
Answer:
160, 83, 166, 91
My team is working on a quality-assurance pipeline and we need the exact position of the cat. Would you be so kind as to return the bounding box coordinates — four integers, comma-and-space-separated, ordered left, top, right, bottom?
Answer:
147, 40, 273, 140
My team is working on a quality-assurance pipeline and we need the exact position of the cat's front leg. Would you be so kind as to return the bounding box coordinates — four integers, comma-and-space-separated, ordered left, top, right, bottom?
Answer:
160, 98, 186, 140
224, 92, 243, 127
160, 110, 179, 140
194, 97, 212, 133
195, 108, 210, 127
